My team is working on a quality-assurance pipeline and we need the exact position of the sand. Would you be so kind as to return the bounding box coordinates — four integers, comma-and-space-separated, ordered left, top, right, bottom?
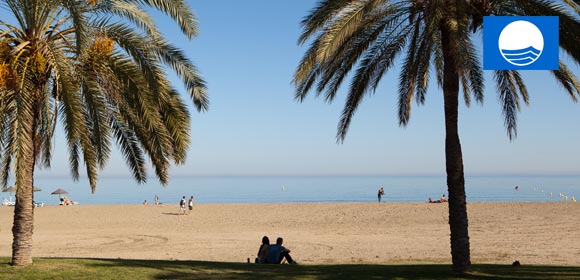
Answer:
0, 202, 578, 265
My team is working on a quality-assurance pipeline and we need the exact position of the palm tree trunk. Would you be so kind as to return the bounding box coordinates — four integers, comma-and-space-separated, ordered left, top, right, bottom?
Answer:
441, 25, 471, 272
11, 107, 37, 266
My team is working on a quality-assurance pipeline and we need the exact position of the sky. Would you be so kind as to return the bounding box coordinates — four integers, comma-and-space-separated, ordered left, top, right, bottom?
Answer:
33, 0, 580, 179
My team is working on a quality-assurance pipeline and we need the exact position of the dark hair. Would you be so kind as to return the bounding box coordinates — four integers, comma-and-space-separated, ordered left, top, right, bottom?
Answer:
262, 236, 270, 245
276, 237, 283, 245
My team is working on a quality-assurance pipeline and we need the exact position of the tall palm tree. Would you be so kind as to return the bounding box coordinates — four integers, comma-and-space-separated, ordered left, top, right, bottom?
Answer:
294, 0, 580, 272
0, 0, 207, 266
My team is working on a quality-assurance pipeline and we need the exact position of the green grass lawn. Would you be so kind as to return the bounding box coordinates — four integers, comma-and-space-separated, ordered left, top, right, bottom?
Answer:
0, 258, 579, 280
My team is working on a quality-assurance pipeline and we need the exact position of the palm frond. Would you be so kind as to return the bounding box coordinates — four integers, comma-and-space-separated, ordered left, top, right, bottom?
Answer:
398, 18, 423, 126
295, 63, 321, 102
159, 88, 191, 164
316, 0, 384, 63
551, 61, 580, 102
37, 79, 56, 168
456, 32, 484, 106
101, 1, 162, 40
103, 23, 167, 98
0, 88, 16, 187
563, 0, 580, 14
62, 0, 89, 55
132, 0, 198, 39
494, 70, 526, 140
151, 39, 208, 111
110, 111, 147, 183
322, 5, 411, 102
80, 79, 111, 169
293, 37, 322, 98
298, 0, 355, 44
105, 55, 173, 185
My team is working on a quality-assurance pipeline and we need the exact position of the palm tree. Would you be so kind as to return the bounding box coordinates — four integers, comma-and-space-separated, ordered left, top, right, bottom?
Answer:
0, 0, 207, 266
294, 0, 580, 272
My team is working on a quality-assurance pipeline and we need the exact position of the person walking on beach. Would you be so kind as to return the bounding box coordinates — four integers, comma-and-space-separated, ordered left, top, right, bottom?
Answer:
179, 196, 186, 215
188, 196, 195, 214
377, 187, 385, 203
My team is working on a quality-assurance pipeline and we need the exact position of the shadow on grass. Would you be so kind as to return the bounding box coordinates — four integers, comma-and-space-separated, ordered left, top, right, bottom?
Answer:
89, 260, 580, 280
1, 258, 579, 280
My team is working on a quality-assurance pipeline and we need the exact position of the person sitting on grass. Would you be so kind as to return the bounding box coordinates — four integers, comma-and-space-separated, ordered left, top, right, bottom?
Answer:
255, 236, 270, 263
267, 237, 297, 264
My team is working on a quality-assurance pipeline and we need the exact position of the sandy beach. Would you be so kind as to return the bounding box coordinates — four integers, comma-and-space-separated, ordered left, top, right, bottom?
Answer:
0, 202, 578, 265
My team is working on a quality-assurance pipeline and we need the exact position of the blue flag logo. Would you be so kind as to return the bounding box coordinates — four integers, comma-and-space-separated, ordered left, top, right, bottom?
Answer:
483, 16, 558, 70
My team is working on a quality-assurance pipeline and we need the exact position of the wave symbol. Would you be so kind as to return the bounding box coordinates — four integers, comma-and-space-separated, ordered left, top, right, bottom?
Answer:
500, 46, 541, 66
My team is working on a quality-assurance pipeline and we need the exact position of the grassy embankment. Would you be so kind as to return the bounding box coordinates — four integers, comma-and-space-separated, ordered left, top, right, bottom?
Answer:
1, 258, 579, 279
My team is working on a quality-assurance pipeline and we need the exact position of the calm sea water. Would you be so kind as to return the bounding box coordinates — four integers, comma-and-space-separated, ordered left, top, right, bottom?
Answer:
7, 176, 580, 204
6, 176, 579, 206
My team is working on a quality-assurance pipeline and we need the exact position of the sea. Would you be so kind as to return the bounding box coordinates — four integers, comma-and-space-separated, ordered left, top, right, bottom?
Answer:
8, 175, 578, 206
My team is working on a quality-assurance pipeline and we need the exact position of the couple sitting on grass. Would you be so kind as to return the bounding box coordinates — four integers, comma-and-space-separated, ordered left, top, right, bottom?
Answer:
256, 236, 297, 265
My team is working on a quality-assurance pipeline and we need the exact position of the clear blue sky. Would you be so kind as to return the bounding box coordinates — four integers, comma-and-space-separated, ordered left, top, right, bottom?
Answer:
35, 0, 580, 178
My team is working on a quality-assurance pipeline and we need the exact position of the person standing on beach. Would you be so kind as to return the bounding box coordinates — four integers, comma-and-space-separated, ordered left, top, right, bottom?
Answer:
188, 196, 194, 214
154, 195, 159, 205
378, 187, 385, 203
179, 196, 186, 215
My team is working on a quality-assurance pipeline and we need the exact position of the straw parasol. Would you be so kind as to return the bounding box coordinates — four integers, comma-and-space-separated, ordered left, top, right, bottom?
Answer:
2, 186, 16, 194
51, 188, 68, 199
2, 186, 16, 202
2, 186, 42, 203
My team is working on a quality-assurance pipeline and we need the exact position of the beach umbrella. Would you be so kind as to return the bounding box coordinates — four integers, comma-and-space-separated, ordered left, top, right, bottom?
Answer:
2, 186, 16, 202
2, 186, 16, 194
33, 186, 42, 192
51, 188, 68, 199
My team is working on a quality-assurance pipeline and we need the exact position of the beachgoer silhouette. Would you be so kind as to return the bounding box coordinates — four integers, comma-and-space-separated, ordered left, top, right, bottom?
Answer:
256, 236, 270, 263
267, 237, 297, 264
188, 196, 194, 214
428, 197, 441, 203
178, 196, 186, 215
